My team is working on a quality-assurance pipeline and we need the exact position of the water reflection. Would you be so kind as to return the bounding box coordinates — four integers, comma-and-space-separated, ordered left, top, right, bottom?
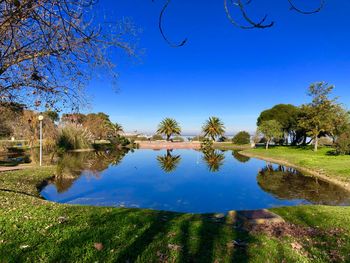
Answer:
232, 151, 250, 163
0, 149, 31, 166
257, 164, 350, 205
202, 149, 225, 172
40, 149, 350, 213
54, 149, 129, 193
157, 150, 181, 173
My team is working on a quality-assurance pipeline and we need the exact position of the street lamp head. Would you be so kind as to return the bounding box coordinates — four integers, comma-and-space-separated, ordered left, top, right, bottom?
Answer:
38, 114, 44, 121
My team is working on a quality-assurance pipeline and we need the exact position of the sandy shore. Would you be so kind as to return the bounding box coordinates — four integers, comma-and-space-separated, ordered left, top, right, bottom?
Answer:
137, 141, 201, 150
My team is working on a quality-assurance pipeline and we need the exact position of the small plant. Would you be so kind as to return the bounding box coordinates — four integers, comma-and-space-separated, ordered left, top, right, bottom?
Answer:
200, 138, 213, 152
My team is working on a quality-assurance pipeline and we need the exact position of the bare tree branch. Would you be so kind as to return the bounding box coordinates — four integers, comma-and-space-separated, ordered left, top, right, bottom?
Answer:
0, 0, 138, 111
287, 0, 325, 15
153, 0, 187, 47
155, 0, 325, 46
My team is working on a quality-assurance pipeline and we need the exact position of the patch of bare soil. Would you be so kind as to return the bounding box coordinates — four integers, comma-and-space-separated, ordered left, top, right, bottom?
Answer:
248, 222, 346, 262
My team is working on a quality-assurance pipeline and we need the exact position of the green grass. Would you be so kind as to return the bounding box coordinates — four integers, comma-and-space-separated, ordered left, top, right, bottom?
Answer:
213, 142, 251, 150
1, 165, 350, 262
242, 146, 350, 184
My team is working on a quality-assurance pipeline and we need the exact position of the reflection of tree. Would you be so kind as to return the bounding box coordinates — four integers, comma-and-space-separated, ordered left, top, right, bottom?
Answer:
157, 150, 181, 173
232, 151, 250, 163
54, 149, 129, 193
257, 164, 350, 205
202, 149, 225, 172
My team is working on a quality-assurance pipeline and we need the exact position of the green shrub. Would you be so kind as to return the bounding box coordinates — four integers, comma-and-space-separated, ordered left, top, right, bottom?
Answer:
232, 131, 251, 145
111, 135, 132, 147
58, 125, 92, 151
136, 136, 149, 141
172, 136, 184, 142
192, 135, 205, 141
335, 131, 350, 155
152, 134, 164, 140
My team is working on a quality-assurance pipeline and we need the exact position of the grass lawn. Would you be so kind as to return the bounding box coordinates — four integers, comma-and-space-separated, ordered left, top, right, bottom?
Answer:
242, 146, 350, 186
1, 164, 350, 262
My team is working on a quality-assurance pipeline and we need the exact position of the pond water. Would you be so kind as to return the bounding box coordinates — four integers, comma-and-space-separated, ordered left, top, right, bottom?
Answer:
40, 149, 350, 213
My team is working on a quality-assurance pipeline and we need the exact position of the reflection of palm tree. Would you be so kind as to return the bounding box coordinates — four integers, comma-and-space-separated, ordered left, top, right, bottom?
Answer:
157, 150, 181, 173
232, 151, 250, 163
202, 149, 225, 172
110, 148, 130, 167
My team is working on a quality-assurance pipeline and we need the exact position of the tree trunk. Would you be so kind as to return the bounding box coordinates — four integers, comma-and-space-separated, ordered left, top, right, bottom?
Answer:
265, 140, 269, 150
314, 136, 318, 151
284, 131, 288, 145
167, 135, 170, 141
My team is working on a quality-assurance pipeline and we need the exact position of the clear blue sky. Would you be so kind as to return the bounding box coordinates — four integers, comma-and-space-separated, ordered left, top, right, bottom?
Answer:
85, 0, 350, 135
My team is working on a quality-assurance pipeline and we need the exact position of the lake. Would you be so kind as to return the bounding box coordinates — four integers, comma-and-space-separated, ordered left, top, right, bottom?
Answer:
40, 149, 350, 213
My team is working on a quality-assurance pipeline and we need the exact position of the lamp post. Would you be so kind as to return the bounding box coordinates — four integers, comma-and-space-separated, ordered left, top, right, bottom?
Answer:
38, 114, 44, 166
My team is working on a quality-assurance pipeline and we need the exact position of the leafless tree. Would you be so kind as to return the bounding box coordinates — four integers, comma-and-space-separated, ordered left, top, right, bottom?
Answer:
0, 0, 137, 110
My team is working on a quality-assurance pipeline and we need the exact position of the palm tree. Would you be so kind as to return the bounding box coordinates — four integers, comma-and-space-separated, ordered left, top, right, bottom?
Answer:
113, 122, 124, 137
202, 117, 225, 141
157, 118, 181, 141
157, 150, 182, 173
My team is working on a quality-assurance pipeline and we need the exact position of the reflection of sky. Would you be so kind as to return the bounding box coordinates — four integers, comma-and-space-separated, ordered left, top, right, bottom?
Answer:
42, 150, 316, 213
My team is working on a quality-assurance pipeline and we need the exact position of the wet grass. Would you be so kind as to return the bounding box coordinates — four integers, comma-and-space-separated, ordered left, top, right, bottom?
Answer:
1, 167, 350, 262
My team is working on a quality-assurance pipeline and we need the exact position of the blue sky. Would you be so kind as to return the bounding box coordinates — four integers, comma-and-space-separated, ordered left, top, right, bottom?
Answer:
85, 0, 350, 135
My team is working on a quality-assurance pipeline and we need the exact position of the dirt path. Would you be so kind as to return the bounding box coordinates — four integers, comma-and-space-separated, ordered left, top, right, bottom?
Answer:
0, 164, 33, 173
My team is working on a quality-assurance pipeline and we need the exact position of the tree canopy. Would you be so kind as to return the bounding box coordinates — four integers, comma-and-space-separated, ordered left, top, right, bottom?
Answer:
157, 118, 182, 141
257, 120, 283, 149
0, 0, 136, 109
298, 82, 343, 151
202, 117, 225, 141
257, 104, 301, 145
232, 131, 251, 145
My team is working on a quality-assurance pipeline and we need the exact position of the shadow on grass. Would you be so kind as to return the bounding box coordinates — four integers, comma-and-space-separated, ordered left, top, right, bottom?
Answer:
325, 149, 339, 156
1, 207, 260, 262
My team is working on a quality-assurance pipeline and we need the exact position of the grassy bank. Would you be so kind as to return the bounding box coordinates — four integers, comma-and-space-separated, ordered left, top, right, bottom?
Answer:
242, 146, 350, 187
213, 142, 251, 150
1, 167, 350, 262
